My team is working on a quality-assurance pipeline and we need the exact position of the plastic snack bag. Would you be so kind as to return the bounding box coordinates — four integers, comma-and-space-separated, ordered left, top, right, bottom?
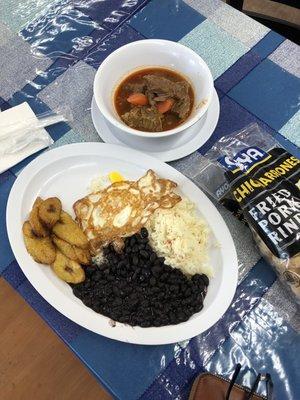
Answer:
195, 123, 300, 302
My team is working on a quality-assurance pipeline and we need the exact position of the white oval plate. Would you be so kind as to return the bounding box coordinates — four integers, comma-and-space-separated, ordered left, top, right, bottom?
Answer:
91, 89, 220, 162
6, 143, 237, 345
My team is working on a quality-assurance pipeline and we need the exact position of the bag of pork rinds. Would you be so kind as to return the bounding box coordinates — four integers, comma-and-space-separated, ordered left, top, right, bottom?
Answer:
195, 123, 300, 303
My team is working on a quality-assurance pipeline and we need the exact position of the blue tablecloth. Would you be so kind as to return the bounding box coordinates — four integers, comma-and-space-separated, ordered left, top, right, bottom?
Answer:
1, 1, 299, 399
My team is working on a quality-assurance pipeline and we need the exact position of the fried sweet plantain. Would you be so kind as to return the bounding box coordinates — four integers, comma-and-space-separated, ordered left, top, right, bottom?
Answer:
38, 197, 62, 228
22, 221, 56, 264
53, 211, 88, 249
52, 251, 85, 283
52, 235, 90, 265
29, 197, 49, 237
52, 235, 77, 260
73, 246, 91, 265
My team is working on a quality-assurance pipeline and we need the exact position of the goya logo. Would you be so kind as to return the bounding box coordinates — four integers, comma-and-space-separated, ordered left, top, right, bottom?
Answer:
218, 146, 270, 173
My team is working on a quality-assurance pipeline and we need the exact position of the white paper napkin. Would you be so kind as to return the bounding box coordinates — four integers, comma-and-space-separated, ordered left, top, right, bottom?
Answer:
0, 102, 53, 174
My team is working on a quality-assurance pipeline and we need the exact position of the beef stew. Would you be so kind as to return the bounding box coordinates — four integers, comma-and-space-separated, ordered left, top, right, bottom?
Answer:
114, 68, 194, 132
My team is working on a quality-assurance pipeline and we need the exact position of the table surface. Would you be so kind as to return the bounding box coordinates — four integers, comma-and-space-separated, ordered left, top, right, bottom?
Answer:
0, 1, 299, 399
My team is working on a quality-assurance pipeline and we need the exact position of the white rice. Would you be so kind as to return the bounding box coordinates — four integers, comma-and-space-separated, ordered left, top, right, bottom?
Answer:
146, 198, 212, 277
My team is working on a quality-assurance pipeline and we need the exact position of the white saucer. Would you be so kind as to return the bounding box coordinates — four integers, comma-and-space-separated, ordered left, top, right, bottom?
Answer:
91, 89, 220, 162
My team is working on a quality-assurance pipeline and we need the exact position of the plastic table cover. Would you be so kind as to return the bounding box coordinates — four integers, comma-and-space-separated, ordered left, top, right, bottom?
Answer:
0, 0, 299, 399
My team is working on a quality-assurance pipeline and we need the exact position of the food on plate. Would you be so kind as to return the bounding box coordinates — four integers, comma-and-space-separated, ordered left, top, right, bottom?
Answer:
52, 235, 77, 260
146, 198, 212, 277
53, 211, 89, 249
52, 235, 91, 265
29, 197, 49, 237
52, 251, 85, 284
114, 67, 194, 132
90, 174, 110, 193
23, 198, 91, 282
38, 197, 62, 228
89, 170, 124, 193
72, 228, 209, 327
73, 169, 181, 253
22, 169, 213, 327
22, 221, 56, 264
73, 246, 91, 265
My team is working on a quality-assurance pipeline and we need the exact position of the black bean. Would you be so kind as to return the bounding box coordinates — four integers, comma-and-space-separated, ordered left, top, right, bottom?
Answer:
85, 266, 96, 276
145, 244, 153, 252
201, 274, 209, 286
84, 280, 92, 288
133, 244, 140, 253
140, 321, 151, 327
118, 316, 128, 323
160, 273, 169, 282
150, 277, 156, 286
192, 285, 199, 294
72, 230, 209, 328
117, 260, 126, 269
83, 298, 92, 307
132, 255, 139, 266
92, 304, 101, 313
72, 287, 81, 297
157, 292, 165, 300
149, 253, 157, 263
151, 265, 162, 275
140, 250, 149, 259
191, 273, 201, 282
130, 236, 136, 246
113, 286, 120, 296
135, 233, 142, 243
131, 270, 138, 281
194, 303, 204, 313
119, 269, 128, 278
141, 299, 150, 308
142, 269, 151, 278
114, 298, 122, 306
140, 227, 149, 238
196, 280, 205, 291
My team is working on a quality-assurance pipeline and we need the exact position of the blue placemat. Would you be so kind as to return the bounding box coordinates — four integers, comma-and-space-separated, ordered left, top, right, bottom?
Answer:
1, 1, 299, 399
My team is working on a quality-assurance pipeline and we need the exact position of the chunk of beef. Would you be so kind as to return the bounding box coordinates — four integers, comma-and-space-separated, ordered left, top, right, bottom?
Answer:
144, 75, 174, 97
144, 75, 191, 119
145, 89, 156, 106
124, 82, 145, 93
144, 75, 189, 99
173, 81, 189, 99
171, 96, 190, 119
121, 106, 163, 132
153, 94, 169, 102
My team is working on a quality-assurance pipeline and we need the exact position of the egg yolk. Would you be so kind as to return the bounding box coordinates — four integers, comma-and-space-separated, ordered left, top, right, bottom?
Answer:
109, 171, 124, 183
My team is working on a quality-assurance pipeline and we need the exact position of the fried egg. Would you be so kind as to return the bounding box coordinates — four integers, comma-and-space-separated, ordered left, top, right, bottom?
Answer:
73, 170, 181, 253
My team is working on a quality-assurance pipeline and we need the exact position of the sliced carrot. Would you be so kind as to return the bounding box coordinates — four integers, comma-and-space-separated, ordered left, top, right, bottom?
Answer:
127, 93, 148, 106
157, 98, 174, 114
